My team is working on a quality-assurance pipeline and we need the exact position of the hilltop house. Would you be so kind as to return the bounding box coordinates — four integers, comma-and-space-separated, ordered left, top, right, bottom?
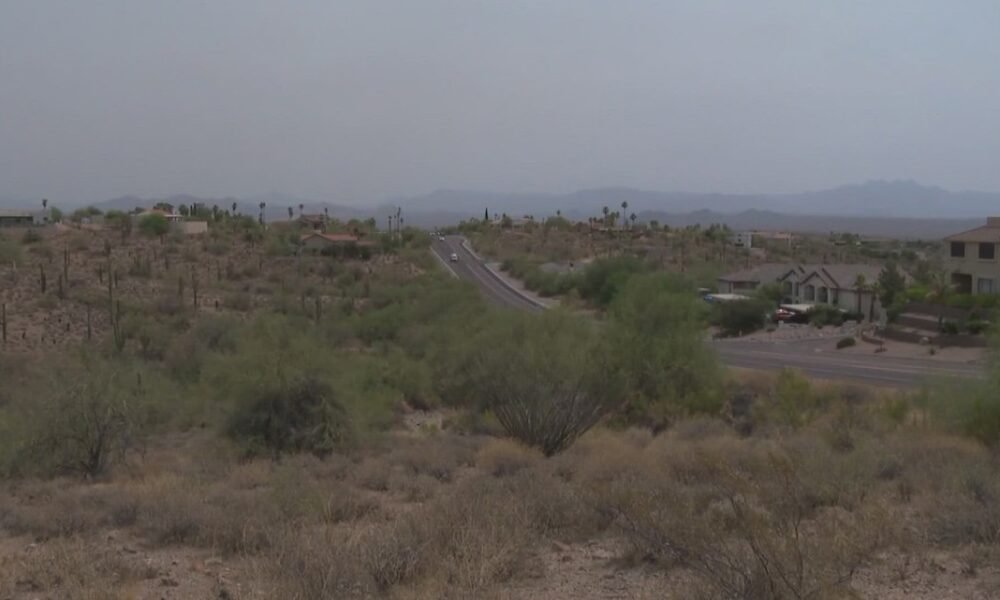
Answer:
944, 217, 1000, 295
780, 265, 885, 317
716, 263, 803, 294
300, 232, 374, 255
718, 262, 888, 318
0, 209, 46, 227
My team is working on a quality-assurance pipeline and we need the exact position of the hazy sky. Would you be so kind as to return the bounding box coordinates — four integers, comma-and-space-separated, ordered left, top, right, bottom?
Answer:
2, 1, 999, 206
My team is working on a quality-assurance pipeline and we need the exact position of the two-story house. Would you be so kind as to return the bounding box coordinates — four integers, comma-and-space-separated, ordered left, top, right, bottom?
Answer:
944, 217, 1000, 295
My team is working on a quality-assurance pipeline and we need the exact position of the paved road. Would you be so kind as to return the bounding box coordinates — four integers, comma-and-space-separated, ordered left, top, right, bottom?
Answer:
432, 236, 984, 387
432, 235, 544, 312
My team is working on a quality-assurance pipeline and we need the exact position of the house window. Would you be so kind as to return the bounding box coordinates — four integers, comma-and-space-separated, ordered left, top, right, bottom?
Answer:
950, 242, 966, 258
978, 278, 994, 294
980, 243, 996, 260
818, 287, 829, 303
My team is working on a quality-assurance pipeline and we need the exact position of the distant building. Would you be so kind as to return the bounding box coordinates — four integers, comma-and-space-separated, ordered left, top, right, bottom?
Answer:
300, 232, 374, 254
719, 262, 891, 319
0, 210, 40, 227
729, 230, 794, 249
944, 216, 1000, 295
299, 214, 326, 229
730, 231, 753, 249
132, 208, 183, 223
717, 263, 800, 294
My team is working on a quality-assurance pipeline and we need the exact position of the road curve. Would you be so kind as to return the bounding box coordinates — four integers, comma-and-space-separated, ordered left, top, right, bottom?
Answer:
432, 236, 984, 387
431, 236, 544, 313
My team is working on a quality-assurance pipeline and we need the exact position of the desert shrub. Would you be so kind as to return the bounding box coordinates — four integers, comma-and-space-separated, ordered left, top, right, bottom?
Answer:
753, 369, 820, 429
0, 236, 23, 266
228, 376, 354, 458
577, 256, 649, 307
5, 359, 147, 478
223, 291, 254, 312
21, 228, 42, 244
475, 438, 540, 477
0, 537, 145, 598
941, 320, 960, 335
922, 377, 1000, 445
836, 336, 857, 349
466, 310, 621, 456
713, 299, 771, 337
137, 213, 169, 238
809, 304, 846, 327
593, 443, 887, 599
608, 273, 721, 425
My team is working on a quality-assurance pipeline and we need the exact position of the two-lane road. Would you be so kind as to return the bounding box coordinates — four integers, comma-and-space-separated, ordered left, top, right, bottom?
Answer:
432, 236, 984, 387
432, 236, 544, 312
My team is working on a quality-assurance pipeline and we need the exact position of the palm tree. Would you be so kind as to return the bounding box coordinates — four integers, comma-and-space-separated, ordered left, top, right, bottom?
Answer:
232, 201, 238, 215
925, 270, 954, 330
298, 203, 305, 217
602, 206, 609, 227
287, 206, 294, 220
620, 201, 628, 229
852, 274, 868, 319
258, 201, 266, 225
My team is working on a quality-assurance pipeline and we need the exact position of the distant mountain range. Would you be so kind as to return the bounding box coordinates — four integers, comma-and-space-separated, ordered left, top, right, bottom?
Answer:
0, 180, 994, 237
392, 180, 1000, 220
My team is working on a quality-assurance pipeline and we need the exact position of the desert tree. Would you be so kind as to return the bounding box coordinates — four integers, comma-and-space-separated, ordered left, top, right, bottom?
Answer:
467, 310, 620, 456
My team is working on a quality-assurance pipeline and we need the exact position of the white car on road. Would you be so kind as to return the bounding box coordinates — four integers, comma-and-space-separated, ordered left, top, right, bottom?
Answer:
449, 252, 459, 262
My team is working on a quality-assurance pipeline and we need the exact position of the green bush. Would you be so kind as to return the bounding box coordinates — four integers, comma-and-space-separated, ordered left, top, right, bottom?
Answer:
228, 376, 353, 458
466, 310, 621, 455
577, 256, 649, 307
20, 229, 41, 244
0, 236, 23, 266
809, 305, 846, 327
836, 336, 856, 349
138, 213, 169, 237
609, 273, 721, 424
713, 299, 770, 337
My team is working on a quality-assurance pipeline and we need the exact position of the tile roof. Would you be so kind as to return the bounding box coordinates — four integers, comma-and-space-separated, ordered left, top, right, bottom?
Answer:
800, 265, 885, 289
718, 263, 804, 283
302, 232, 360, 243
945, 225, 1000, 243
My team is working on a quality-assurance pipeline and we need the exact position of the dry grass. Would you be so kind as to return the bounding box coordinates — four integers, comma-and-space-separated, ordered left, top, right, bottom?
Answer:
3, 389, 1000, 598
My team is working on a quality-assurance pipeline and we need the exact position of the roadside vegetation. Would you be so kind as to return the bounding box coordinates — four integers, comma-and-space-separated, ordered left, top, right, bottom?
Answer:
2, 217, 1000, 598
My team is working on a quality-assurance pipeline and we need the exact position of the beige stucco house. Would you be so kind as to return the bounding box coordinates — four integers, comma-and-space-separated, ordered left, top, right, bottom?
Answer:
944, 217, 1000, 295
718, 262, 887, 319
781, 265, 884, 317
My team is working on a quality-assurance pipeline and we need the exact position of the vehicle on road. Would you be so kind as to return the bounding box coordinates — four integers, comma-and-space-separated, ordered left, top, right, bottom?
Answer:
449, 252, 459, 262
439, 235, 446, 242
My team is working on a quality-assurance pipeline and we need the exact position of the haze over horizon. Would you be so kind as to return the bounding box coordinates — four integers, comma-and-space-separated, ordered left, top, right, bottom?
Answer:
3, 2, 1000, 206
